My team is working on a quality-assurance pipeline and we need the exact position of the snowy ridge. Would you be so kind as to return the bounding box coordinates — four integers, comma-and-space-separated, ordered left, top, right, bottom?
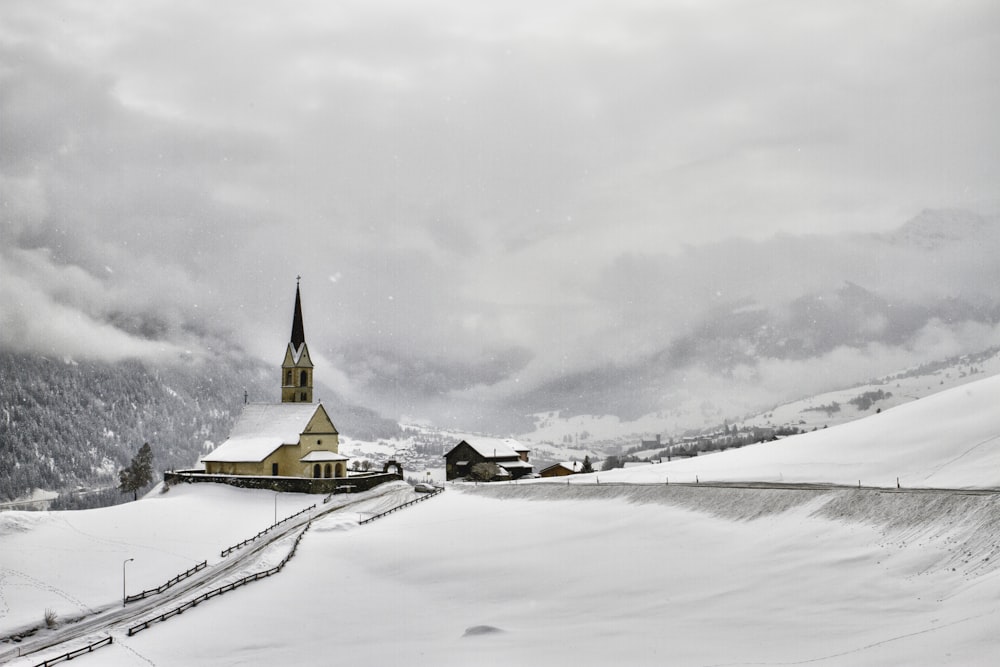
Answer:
590, 372, 1000, 488
513, 347, 1000, 461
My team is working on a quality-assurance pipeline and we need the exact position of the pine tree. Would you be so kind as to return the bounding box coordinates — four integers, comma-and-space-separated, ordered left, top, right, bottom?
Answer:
119, 442, 154, 501
581, 455, 594, 473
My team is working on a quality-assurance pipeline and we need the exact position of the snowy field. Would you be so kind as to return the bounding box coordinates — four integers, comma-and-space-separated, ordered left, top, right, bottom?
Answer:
2, 374, 999, 665
593, 372, 1000, 488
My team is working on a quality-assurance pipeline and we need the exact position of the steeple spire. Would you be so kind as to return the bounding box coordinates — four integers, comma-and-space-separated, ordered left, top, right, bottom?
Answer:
281, 276, 314, 403
290, 276, 305, 350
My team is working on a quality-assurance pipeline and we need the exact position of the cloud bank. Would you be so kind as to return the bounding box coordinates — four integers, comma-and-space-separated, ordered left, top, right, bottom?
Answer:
2, 1, 999, 426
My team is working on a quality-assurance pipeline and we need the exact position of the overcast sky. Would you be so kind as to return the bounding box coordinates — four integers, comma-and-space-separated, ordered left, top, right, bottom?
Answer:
2, 1, 999, 424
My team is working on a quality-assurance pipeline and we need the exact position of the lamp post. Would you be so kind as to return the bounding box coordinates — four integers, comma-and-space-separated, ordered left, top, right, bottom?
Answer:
122, 557, 134, 606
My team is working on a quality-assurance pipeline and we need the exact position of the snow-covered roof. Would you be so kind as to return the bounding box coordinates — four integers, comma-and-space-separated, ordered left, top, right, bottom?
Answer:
299, 451, 349, 462
202, 403, 322, 463
498, 460, 533, 470
455, 436, 527, 459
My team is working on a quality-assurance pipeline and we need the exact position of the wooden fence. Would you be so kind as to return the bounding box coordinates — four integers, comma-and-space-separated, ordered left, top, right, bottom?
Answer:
125, 560, 207, 603
127, 523, 312, 637
359, 488, 443, 524
33, 636, 113, 667
220, 504, 315, 557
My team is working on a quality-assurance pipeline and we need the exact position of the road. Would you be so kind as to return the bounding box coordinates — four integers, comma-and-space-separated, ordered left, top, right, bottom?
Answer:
530, 479, 1000, 495
0, 483, 421, 664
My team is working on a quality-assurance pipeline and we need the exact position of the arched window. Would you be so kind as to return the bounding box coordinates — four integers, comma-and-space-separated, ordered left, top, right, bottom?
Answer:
300, 370, 308, 386
313, 464, 321, 478
324, 463, 332, 478
335, 463, 345, 478
285, 370, 292, 385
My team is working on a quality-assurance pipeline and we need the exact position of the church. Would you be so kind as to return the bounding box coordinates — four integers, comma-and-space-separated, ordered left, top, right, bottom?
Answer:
201, 282, 350, 479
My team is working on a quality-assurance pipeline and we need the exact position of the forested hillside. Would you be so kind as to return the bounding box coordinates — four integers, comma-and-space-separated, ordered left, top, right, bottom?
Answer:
0, 351, 400, 503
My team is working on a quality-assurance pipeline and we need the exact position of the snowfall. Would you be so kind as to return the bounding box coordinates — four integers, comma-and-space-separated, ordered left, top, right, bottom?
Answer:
2, 374, 1000, 666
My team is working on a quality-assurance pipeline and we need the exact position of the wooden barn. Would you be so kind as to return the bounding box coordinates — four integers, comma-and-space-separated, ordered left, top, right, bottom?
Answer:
539, 461, 583, 477
444, 437, 532, 481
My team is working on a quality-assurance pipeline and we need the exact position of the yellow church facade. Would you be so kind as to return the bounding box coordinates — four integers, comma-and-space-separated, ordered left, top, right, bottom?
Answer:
201, 282, 349, 478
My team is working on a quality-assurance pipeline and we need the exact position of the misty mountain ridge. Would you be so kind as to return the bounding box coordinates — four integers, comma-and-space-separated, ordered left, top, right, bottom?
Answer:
517, 345, 1000, 463
0, 350, 400, 503
488, 208, 1000, 431
881, 207, 998, 250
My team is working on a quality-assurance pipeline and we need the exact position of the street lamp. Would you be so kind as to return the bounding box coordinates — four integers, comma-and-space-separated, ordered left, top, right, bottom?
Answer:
122, 557, 134, 606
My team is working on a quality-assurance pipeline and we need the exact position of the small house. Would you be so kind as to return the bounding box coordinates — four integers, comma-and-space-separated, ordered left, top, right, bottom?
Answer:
444, 437, 532, 481
539, 461, 583, 477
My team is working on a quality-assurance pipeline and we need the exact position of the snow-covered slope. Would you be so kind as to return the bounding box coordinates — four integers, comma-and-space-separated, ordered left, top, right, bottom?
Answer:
516, 347, 1000, 454
3, 373, 1000, 666
593, 372, 1000, 488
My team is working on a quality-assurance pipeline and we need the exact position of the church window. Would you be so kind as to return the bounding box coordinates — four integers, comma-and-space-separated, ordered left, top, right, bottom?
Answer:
324, 464, 332, 478
272, 463, 279, 476
313, 464, 321, 478
300, 370, 308, 386
285, 370, 292, 386
300, 392, 307, 401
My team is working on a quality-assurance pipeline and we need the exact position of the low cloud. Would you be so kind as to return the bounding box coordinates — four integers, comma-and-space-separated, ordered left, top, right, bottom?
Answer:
0, 248, 189, 362
1, 1, 998, 425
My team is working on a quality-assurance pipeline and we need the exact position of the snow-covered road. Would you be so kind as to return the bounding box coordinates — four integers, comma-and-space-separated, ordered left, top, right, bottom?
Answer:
0, 482, 423, 664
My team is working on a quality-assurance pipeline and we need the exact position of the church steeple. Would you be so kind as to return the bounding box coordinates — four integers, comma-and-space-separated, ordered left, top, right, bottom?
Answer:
290, 277, 305, 350
281, 277, 314, 403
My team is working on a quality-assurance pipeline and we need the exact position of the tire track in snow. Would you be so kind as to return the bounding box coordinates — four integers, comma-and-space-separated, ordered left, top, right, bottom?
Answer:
0, 567, 92, 613
54, 514, 195, 563
112, 635, 157, 666
919, 433, 1000, 484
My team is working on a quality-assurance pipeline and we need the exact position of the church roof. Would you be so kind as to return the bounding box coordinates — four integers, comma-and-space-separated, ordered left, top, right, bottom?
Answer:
290, 282, 306, 349
299, 450, 349, 462
202, 403, 321, 463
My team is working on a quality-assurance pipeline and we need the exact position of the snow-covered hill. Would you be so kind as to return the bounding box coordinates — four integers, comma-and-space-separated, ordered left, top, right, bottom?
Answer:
514, 346, 1000, 461
3, 373, 1000, 666
591, 371, 1000, 488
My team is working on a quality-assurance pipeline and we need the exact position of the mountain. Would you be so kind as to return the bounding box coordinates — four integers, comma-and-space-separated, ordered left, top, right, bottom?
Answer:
484, 209, 1000, 432
0, 350, 400, 504
513, 346, 1000, 465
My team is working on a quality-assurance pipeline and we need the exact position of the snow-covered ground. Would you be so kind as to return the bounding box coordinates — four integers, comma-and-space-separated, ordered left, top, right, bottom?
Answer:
2, 373, 999, 665
0, 484, 320, 633
519, 347, 1000, 452
591, 372, 1000, 488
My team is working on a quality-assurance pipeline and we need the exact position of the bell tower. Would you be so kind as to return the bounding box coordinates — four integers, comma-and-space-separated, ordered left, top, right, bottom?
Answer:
281, 277, 314, 403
